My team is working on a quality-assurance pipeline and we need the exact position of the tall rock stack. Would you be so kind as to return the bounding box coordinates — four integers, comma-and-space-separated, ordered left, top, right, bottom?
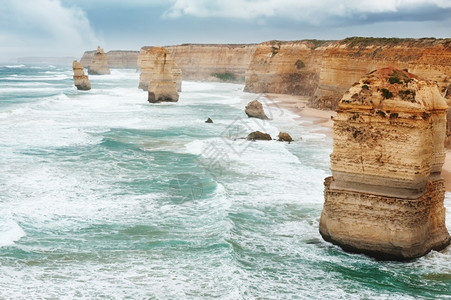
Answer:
138, 47, 180, 103
72, 60, 91, 90
88, 46, 111, 75
138, 46, 182, 93
319, 67, 451, 260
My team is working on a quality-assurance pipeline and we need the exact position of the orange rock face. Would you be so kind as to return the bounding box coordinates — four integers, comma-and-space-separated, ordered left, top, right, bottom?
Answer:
138, 47, 179, 103
319, 68, 451, 260
166, 44, 256, 82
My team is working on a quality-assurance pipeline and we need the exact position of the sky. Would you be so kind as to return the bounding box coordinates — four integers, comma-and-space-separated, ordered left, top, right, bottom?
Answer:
0, 0, 450, 60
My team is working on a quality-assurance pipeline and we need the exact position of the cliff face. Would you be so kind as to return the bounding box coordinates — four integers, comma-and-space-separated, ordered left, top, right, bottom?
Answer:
166, 44, 256, 82
244, 38, 451, 110
81, 50, 139, 69
244, 40, 326, 95
319, 68, 451, 260
72, 60, 90, 90
88, 46, 111, 75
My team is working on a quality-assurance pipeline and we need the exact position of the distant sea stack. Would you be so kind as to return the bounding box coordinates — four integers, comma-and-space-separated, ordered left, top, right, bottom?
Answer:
88, 46, 111, 75
138, 47, 180, 103
72, 60, 91, 90
319, 68, 451, 260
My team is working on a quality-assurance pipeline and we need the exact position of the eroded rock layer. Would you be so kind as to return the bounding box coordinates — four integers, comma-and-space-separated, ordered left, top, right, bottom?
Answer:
319, 68, 451, 260
72, 60, 91, 90
81, 50, 139, 69
138, 47, 179, 103
138, 47, 182, 92
88, 46, 111, 75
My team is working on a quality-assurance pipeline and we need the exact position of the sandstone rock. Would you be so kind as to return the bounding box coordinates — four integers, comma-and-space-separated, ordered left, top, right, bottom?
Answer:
247, 131, 272, 141
319, 67, 451, 260
72, 60, 91, 90
167, 44, 256, 82
138, 47, 179, 103
205, 118, 213, 123
278, 132, 292, 142
245, 100, 269, 119
88, 46, 110, 75
138, 47, 182, 94
81, 50, 139, 69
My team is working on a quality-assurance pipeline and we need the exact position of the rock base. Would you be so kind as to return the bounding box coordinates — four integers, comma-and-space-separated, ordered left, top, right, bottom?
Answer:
319, 176, 451, 260
148, 81, 179, 103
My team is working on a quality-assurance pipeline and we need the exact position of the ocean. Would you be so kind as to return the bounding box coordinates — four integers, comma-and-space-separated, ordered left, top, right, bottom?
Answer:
0, 64, 450, 299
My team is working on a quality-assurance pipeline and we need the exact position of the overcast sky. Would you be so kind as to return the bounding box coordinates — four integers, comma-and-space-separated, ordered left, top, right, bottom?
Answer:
1, 0, 450, 60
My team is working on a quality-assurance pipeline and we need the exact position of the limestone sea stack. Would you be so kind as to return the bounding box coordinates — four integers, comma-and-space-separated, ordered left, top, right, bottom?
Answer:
138, 47, 182, 92
88, 46, 111, 75
138, 47, 179, 103
319, 67, 451, 260
72, 60, 91, 90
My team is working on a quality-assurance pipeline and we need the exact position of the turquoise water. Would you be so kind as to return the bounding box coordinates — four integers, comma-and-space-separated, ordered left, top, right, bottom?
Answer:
0, 64, 450, 299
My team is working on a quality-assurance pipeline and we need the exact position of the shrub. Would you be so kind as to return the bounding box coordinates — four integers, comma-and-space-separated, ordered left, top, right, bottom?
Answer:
381, 88, 393, 99
211, 72, 236, 81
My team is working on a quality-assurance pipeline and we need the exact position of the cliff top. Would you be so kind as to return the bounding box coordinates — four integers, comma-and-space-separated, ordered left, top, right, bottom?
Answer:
339, 67, 448, 113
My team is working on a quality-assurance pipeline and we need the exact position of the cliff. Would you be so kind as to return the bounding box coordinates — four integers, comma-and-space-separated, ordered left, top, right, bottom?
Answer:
244, 38, 451, 110
319, 68, 451, 260
72, 60, 90, 90
166, 44, 257, 82
88, 46, 110, 75
81, 50, 139, 69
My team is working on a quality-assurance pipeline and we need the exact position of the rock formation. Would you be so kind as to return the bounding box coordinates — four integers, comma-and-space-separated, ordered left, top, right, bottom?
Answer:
247, 131, 272, 141
205, 118, 213, 123
88, 46, 111, 75
138, 47, 182, 93
138, 47, 179, 103
72, 60, 91, 90
245, 100, 269, 119
81, 50, 139, 69
319, 68, 451, 260
278, 132, 293, 142
167, 44, 256, 82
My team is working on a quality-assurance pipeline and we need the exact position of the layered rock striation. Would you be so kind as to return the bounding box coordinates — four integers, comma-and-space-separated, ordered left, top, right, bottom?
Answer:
319, 68, 451, 260
81, 50, 139, 69
138, 47, 182, 93
138, 47, 179, 103
88, 46, 111, 75
72, 60, 91, 90
166, 44, 256, 82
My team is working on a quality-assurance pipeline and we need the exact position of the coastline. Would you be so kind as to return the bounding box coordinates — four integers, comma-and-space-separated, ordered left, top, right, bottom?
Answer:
265, 93, 451, 193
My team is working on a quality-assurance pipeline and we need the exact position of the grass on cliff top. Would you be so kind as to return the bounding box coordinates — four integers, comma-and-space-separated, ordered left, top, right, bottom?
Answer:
211, 72, 237, 82
341, 37, 451, 48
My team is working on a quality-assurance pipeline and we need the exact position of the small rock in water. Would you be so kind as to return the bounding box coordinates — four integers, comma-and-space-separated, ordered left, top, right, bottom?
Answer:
247, 131, 272, 141
205, 118, 213, 123
278, 132, 293, 142
245, 100, 269, 120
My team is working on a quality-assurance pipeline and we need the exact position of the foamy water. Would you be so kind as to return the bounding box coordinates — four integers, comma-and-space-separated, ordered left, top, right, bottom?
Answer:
0, 64, 450, 299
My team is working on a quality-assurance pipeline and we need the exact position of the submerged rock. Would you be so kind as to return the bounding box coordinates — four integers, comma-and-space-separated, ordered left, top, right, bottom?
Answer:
205, 118, 213, 123
88, 46, 110, 75
247, 131, 272, 141
72, 60, 91, 90
319, 67, 451, 260
278, 132, 292, 142
245, 100, 269, 119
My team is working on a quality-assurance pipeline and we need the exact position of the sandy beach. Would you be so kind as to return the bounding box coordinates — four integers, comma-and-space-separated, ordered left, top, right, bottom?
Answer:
266, 93, 451, 192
